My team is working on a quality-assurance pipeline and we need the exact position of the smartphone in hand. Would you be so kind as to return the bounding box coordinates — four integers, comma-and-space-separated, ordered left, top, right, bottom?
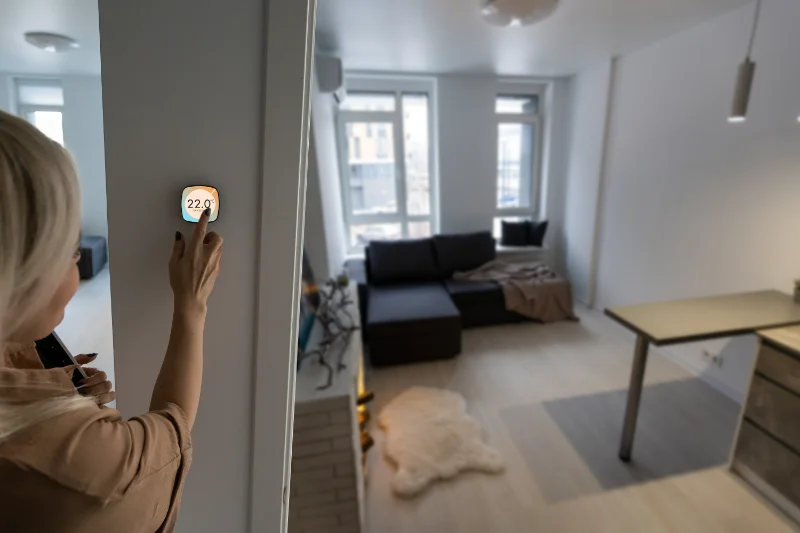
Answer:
35, 332, 88, 388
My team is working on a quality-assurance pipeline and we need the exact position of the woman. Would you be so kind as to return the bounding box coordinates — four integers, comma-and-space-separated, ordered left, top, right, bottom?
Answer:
0, 110, 222, 532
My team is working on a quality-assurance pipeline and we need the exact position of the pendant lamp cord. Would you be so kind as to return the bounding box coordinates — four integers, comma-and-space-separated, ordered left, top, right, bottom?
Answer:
746, 0, 762, 59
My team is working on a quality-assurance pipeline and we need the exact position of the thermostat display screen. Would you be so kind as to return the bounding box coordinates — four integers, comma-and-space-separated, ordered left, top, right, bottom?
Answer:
182, 186, 219, 222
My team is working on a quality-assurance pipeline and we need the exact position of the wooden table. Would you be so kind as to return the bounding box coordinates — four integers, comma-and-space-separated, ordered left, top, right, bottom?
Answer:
605, 290, 800, 462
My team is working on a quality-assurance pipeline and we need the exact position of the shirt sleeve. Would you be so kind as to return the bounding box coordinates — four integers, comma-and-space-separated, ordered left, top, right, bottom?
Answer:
125, 404, 193, 531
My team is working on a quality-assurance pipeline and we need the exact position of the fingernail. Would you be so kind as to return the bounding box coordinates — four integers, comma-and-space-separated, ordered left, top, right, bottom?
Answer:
88, 353, 97, 358
175, 231, 182, 241
204, 208, 211, 216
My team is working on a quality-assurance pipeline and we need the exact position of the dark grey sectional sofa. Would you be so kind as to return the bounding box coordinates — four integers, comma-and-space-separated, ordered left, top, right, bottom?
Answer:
345, 231, 526, 367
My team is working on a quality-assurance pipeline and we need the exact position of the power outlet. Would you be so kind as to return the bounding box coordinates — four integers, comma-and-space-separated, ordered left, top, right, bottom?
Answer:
702, 350, 724, 368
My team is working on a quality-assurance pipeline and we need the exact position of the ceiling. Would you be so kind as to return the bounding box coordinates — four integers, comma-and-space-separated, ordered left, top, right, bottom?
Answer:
316, 0, 752, 76
0, 0, 101, 76
0, 0, 752, 78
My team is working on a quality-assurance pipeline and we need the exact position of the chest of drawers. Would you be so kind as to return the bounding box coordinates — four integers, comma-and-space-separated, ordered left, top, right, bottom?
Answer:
731, 327, 800, 524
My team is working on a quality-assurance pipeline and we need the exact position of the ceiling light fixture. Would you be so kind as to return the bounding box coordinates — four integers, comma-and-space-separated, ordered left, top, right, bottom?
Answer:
481, 0, 559, 27
728, 0, 762, 124
24, 32, 80, 53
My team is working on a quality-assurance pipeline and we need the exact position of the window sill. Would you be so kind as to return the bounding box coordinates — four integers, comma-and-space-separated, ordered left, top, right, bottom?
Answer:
496, 244, 547, 254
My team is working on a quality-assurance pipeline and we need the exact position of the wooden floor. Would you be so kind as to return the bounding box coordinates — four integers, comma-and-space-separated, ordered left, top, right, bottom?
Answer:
56, 267, 116, 388
363, 307, 797, 533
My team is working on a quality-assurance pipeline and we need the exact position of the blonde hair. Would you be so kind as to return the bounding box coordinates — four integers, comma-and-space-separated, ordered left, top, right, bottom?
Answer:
0, 110, 96, 442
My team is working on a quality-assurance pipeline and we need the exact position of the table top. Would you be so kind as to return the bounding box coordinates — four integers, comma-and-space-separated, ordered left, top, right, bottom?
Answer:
758, 325, 800, 357
605, 290, 800, 345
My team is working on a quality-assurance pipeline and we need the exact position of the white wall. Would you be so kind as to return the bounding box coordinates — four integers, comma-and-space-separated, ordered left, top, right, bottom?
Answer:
0, 76, 10, 111
63, 76, 108, 238
563, 61, 612, 304
539, 78, 572, 273
99, 1, 268, 531
304, 138, 331, 280
0, 73, 109, 239
437, 76, 498, 234
592, 0, 800, 400
310, 75, 347, 277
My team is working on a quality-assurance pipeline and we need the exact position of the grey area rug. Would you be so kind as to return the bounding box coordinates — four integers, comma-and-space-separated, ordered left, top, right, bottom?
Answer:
500, 378, 739, 503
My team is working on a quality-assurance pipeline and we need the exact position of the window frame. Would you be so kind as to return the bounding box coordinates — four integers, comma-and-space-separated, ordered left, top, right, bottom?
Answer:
493, 83, 545, 219
335, 76, 438, 253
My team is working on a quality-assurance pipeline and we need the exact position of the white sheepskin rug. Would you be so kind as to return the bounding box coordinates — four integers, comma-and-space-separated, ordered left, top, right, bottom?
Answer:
378, 387, 505, 497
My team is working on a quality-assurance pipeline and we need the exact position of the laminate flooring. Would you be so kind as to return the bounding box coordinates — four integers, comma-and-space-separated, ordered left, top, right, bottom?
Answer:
362, 307, 797, 533
56, 267, 116, 388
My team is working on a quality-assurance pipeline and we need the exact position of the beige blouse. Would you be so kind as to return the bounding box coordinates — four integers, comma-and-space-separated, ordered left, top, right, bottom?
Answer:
0, 344, 192, 532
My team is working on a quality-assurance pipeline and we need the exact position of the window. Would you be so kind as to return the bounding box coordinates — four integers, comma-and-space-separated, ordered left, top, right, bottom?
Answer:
494, 92, 541, 230
15, 78, 65, 145
497, 122, 534, 209
337, 82, 436, 251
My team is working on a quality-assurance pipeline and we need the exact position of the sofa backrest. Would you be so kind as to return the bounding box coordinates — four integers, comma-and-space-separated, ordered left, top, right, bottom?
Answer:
366, 238, 438, 285
432, 231, 496, 277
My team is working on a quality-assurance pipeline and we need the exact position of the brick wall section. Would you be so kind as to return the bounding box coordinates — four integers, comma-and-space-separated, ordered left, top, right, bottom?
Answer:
289, 397, 361, 533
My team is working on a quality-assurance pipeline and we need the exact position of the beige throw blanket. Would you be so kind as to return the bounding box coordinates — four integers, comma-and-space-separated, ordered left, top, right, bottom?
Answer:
453, 261, 576, 323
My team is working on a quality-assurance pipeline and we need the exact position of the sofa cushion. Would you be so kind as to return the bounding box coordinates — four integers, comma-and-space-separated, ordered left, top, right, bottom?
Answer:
368, 282, 459, 325
444, 279, 504, 308
368, 238, 437, 285
527, 220, 549, 246
500, 220, 529, 246
444, 280, 526, 328
432, 231, 496, 277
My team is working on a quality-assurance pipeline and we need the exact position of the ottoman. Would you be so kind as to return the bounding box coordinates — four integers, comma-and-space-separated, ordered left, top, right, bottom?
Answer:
366, 282, 461, 366
78, 236, 108, 280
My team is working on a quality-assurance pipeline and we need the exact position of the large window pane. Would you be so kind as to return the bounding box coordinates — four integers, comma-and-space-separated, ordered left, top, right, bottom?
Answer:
345, 122, 397, 215
349, 223, 402, 248
408, 221, 431, 239
496, 95, 538, 114
402, 94, 430, 216
340, 92, 395, 112
27, 110, 64, 145
497, 123, 534, 209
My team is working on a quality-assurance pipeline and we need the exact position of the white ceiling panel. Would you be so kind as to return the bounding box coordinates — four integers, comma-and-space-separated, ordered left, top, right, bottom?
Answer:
316, 0, 752, 76
0, 0, 101, 75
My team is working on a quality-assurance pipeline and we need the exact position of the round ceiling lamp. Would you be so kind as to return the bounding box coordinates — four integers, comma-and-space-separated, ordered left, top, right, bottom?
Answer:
24, 32, 80, 53
481, 0, 559, 27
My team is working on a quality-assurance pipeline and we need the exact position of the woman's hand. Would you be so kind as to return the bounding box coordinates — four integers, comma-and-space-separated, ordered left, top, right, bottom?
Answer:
170, 209, 223, 315
74, 353, 116, 405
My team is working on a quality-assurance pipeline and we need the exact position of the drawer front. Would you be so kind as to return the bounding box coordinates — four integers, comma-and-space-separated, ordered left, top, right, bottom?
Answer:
734, 421, 800, 509
744, 376, 800, 452
757, 342, 800, 395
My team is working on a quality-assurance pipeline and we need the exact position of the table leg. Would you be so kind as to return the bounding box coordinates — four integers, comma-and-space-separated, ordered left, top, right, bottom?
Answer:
619, 335, 650, 462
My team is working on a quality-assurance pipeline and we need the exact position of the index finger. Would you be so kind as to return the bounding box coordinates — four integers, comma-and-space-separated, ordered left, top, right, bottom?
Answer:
189, 208, 211, 251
